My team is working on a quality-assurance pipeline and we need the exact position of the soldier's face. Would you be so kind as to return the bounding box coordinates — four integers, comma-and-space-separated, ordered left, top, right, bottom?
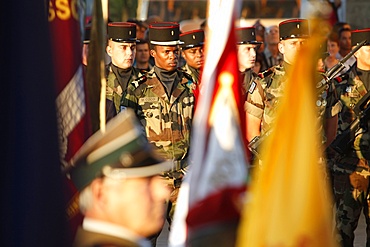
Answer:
151, 45, 179, 71
181, 46, 204, 69
100, 175, 170, 237
106, 41, 136, 69
279, 38, 306, 65
237, 44, 258, 71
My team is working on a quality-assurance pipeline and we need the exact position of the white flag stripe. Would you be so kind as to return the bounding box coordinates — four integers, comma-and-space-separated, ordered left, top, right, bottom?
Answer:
169, 1, 245, 246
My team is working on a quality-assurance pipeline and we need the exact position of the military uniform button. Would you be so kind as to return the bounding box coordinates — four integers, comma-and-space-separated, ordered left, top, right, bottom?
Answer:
322, 100, 327, 106
316, 100, 322, 107
322, 91, 327, 99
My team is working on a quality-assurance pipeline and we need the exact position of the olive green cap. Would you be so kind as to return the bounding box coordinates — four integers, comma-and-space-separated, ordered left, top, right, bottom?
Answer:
66, 109, 172, 191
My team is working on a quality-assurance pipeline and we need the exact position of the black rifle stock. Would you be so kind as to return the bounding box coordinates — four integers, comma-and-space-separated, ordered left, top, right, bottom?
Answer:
330, 91, 370, 154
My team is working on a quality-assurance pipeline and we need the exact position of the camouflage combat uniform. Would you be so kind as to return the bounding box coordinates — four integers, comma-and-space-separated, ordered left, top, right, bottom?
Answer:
181, 63, 200, 95
106, 63, 143, 113
246, 62, 341, 138
241, 69, 259, 99
329, 69, 370, 247
120, 66, 195, 173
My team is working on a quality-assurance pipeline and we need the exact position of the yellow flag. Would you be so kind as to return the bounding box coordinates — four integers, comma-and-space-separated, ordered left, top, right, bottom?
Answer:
237, 19, 338, 247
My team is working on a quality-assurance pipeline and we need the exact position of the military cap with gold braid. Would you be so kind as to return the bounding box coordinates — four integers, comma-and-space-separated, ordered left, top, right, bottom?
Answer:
66, 109, 172, 191
149, 22, 183, 46
235, 27, 263, 45
279, 18, 310, 41
107, 22, 138, 43
180, 29, 205, 50
351, 28, 370, 46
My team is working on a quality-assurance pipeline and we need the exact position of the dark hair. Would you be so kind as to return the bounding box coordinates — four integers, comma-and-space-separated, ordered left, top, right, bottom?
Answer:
338, 27, 351, 38
327, 31, 339, 43
137, 39, 149, 45
332, 22, 350, 34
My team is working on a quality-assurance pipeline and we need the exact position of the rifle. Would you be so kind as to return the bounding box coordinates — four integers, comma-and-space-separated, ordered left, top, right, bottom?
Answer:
248, 129, 272, 159
329, 90, 370, 154
316, 40, 366, 90
248, 40, 366, 159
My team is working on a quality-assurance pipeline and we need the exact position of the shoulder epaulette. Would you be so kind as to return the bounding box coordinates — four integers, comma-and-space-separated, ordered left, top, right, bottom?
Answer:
130, 75, 147, 88
258, 67, 274, 79
182, 71, 193, 82
139, 69, 149, 74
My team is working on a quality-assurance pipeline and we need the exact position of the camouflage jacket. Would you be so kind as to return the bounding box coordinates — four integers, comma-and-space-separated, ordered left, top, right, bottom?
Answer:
331, 71, 370, 172
120, 67, 195, 162
106, 63, 143, 113
181, 64, 200, 93
246, 63, 341, 139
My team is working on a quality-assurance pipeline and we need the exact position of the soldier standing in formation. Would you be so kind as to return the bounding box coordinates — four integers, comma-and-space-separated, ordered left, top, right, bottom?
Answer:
235, 26, 263, 97
329, 28, 370, 247
120, 22, 195, 246
179, 29, 205, 86
105, 22, 144, 113
245, 19, 340, 147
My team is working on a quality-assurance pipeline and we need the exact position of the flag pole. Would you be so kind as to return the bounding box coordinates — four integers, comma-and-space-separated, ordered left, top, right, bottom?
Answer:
99, 0, 108, 132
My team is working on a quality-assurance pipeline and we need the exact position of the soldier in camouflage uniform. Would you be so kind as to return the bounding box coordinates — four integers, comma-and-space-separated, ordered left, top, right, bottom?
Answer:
329, 28, 370, 247
235, 26, 263, 97
179, 29, 205, 88
120, 22, 194, 246
105, 22, 144, 113
245, 19, 340, 146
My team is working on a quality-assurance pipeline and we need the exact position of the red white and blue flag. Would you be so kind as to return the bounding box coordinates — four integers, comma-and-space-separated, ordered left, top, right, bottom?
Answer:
169, 0, 249, 245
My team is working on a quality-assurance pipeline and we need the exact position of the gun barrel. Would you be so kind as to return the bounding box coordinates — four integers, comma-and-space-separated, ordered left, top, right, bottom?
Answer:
317, 40, 366, 89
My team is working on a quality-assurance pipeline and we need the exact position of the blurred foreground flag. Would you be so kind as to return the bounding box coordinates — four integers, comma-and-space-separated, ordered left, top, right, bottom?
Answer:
236, 20, 337, 247
169, 0, 249, 246
49, 0, 92, 244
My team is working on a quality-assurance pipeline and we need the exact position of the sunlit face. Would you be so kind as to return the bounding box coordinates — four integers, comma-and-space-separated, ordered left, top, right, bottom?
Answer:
136, 42, 150, 64
355, 45, 370, 70
102, 175, 170, 237
181, 46, 204, 69
237, 44, 259, 71
106, 41, 136, 69
279, 38, 307, 65
151, 45, 179, 71
327, 39, 339, 57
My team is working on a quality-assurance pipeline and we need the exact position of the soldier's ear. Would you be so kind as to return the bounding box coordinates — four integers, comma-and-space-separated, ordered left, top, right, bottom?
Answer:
278, 41, 284, 54
106, 45, 113, 57
150, 49, 156, 58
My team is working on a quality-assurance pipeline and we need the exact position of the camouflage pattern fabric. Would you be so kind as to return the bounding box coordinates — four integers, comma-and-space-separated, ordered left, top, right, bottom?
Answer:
246, 63, 340, 138
330, 72, 370, 247
106, 64, 143, 113
120, 67, 195, 163
181, 63, 199, 93
332, 171, 370, 247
